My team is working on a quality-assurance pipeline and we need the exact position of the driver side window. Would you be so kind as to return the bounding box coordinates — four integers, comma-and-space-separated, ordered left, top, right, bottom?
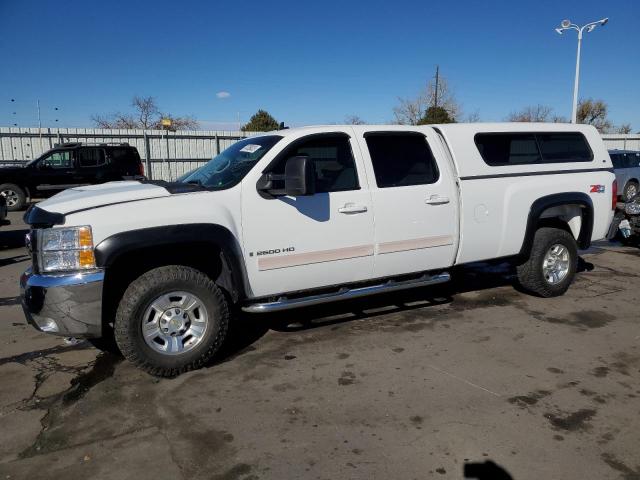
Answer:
269, 134, 359, 193
41, 151, 73, 169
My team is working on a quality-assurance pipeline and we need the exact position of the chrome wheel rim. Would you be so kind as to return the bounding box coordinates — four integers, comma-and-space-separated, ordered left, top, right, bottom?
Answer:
142, 291, 209, 355
1, 189, 19, 207
627, 184, 637, 199
542, 244, 570, 285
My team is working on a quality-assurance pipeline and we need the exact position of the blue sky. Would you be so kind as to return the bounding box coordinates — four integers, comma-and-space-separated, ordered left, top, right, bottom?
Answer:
1, 0, 638, 130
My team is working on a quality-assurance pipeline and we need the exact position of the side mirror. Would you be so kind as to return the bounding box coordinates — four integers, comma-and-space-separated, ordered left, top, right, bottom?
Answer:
284, 156, 315, 196
257, 156, 316, 197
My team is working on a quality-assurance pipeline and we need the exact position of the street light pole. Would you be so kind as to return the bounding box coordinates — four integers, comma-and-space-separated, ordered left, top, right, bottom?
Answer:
571, 30, 582, 124
555, 18, 608, 124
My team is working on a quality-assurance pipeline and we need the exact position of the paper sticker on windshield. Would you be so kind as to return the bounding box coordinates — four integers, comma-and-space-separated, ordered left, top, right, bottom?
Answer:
240, 144, 262, 154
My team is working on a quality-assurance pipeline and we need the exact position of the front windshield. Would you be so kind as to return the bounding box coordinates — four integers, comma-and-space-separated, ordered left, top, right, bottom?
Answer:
181, 135, 282, 190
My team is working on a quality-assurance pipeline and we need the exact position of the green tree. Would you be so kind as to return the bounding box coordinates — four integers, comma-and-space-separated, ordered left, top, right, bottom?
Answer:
577, 98, 611, 133
418, 106, 455, 124
241, 109, 279, 132
393, 69, 460, 125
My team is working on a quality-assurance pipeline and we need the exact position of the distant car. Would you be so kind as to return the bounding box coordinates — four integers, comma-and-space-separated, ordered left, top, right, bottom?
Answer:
609, 149, 640, 202
0, 142, 144, 211
0, 194, 7, 225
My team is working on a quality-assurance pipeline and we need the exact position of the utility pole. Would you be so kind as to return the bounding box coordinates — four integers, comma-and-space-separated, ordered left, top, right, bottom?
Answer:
433, 65, 440, 108
37, 99, 42, 138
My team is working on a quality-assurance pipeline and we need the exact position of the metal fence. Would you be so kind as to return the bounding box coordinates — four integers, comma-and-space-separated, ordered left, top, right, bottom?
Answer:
1, 127, 639, 182
600, 134, 640, 151
0, 127, 256, 180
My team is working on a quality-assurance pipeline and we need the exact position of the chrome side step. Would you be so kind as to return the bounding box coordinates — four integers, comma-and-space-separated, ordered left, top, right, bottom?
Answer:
242, 272, 450, 313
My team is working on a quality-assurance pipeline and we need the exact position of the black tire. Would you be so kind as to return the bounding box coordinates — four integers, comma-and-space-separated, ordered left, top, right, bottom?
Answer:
516, 227, 578, 298
622, 181, 639, 202
114, 265, 230, 377
0, 183, 27, 211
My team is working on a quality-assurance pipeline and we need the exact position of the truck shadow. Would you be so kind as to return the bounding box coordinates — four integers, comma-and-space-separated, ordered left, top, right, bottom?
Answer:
218, 258, 591, 364
249, 258, 593, 332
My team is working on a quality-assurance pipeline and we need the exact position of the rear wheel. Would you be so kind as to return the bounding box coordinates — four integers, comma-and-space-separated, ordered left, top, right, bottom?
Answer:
0, 183, 26, 211
622, 181, 638, 202
516, 227, 578, 297
114, 265, 229, 377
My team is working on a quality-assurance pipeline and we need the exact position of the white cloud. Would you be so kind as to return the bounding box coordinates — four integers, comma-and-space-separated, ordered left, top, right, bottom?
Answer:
216, 91, 231, 99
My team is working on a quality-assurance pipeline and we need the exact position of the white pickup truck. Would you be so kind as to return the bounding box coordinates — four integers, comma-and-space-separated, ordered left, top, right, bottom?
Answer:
20, 123, 615, 376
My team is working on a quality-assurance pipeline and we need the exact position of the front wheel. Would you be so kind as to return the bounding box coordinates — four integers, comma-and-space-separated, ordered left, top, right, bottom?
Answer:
114, 265, 230, 377
516, 227, 578, 298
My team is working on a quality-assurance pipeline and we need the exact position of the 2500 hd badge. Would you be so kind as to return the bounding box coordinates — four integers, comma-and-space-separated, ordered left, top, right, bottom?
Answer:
252, 246, 296, 257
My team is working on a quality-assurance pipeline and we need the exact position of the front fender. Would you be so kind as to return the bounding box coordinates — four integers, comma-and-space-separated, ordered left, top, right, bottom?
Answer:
94, 223, 250, 300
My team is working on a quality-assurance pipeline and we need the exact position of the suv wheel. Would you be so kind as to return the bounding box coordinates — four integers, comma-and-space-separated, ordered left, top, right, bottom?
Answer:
516, 227, 578, 297
0, 183, 26, 211
114, 265, 229, 377
622, 181, 638, 202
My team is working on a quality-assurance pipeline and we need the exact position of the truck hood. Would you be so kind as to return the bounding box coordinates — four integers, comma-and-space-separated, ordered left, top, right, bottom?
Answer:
0, 166, 26, 175
37, 181, 171, 215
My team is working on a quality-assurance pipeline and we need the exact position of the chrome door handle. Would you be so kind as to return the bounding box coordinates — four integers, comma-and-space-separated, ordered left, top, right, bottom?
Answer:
338, 203, 368, 214
425, 195, 450, 205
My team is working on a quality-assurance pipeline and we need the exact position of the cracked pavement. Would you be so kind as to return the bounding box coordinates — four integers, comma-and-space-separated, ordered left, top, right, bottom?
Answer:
1, 210, 639, 480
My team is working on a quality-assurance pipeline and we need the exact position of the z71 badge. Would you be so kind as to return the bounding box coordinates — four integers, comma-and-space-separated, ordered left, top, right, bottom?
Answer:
590, 185, 605, 193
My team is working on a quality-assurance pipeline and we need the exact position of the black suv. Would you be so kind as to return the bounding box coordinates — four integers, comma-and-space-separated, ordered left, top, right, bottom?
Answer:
0, 143, 144, 210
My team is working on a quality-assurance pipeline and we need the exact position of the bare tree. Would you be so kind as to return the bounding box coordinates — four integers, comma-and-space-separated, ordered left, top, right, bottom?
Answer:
393, 73, 460, 125
464, 111, 481, 123
91, 113, 138, 129
155, 113, 199, 131
344, 115, 366, 125
92, 96, 199, 130
577, 98, 611, 133
393, 96, 426, 125
132, 96, 160, 129
507, 105, 554, 122
616, 123, 632, 134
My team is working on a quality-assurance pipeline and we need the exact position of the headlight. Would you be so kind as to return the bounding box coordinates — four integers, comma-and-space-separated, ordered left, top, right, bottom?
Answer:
39, 226, 96, 272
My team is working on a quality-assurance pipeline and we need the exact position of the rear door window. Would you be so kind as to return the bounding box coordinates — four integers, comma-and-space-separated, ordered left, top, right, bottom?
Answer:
365, 133, 439, 188
78, 148, 106, 167
626, 153, 640, 168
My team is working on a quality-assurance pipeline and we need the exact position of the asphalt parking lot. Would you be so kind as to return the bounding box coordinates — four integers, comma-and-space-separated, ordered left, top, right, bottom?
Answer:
0, 211, 639, 480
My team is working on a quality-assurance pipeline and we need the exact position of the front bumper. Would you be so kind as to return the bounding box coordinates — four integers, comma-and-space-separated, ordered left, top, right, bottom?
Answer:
20, 268, 105, 338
